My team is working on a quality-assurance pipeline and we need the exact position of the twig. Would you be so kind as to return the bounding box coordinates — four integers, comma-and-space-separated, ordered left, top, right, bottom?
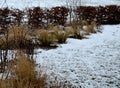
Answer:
1, 0, 8, 8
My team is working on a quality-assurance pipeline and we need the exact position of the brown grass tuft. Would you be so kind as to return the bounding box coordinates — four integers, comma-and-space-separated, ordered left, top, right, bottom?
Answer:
0, 25, 32, 49
37, 29, 55, 46
54, 29, 68, 43
0, 51, 46, 88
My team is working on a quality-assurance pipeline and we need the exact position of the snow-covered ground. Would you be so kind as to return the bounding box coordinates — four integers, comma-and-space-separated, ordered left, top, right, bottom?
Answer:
0, 0, 64, 9
0, 0, 120, 9
34, 25, 120, 88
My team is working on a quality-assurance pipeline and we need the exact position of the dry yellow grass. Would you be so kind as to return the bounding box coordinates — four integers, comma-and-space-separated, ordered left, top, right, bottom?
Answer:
8, 25, 31, 41
53, 29, 68, 43
81, 20, 89, 26
35, 26, 68, 45
81, 21, 98, 35
65, 27, 75, 37
0, 51, 46, 88
0, 25, 32, 49
88, 25, 96, 33
0, 21, 100, 49
37, 29, 56, 46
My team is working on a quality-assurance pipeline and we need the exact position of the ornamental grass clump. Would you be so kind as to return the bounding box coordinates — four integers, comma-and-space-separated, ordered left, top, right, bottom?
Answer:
0, 25, 32, 49
53, 26, 68, 43
81, 21, 100, 35
37, 29, 55, 46
0, 51, 46, 88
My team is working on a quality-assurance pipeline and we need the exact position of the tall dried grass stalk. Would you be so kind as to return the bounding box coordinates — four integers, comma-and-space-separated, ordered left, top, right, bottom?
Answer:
0, 51, 46, 88
0, 25, 32, 49
37, 29, 55, 46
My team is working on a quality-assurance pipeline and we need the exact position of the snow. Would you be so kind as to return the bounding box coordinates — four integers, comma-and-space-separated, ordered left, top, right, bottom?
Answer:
0, 0, 65, 9
81, 0, 120, 6
0, 0, 120, 9
34, 25, 120, 88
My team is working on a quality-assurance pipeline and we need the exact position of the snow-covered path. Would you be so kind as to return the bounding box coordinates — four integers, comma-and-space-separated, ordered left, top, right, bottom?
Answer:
35, 25, 120, 88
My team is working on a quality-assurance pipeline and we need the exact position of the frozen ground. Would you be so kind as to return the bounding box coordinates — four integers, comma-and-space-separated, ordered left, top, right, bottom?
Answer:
35, 25, 120, 88
0, 0, 120, 9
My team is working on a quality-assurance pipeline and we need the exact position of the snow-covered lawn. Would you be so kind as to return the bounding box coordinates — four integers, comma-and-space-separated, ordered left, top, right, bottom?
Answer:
0, 0, 120, 9
35, 25, 120, 88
